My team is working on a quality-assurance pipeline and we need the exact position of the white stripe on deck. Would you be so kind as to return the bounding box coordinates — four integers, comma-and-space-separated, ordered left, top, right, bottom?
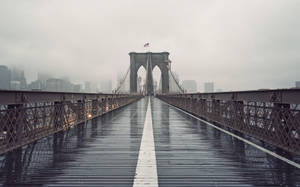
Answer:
133, 99, 158, 187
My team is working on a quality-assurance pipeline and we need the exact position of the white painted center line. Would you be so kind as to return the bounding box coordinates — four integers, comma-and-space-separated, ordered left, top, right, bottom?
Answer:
133, 99, 158, 187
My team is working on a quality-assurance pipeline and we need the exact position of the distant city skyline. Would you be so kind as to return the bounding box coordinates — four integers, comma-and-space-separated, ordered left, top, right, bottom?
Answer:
1, 63, 299, 93
1, 56, 298, 93
0, 64, 114, 93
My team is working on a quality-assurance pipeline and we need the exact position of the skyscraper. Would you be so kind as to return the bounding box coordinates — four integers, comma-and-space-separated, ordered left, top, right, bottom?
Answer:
73, 84, 82, 92
182, 80, 197, 93
46, 79, 65, 92
37, 72, 51, 90
10, 81, 21, 90
11, 67, 27, 90
204, 82, 214, 93
84, 81, 92, 93
0, 65, 10, 90
28, 80, 42, 90
296, 81, 300, 88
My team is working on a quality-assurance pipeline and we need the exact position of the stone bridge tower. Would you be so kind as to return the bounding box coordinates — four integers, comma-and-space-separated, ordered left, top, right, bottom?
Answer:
129, 52, 170, 94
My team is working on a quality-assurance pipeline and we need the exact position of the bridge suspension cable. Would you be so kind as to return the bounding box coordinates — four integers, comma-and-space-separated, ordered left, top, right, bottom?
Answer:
114, 66, 130, 93
167, 65, 185, 93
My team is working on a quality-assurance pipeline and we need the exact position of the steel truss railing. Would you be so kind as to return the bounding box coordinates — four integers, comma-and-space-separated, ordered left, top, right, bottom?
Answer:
157, 89, 300, 155
0, 118, 101, 184
0, 90, 143, 154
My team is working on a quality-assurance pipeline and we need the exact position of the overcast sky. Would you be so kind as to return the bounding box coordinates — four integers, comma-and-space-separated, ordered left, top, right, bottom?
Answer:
0, 0, 299, 91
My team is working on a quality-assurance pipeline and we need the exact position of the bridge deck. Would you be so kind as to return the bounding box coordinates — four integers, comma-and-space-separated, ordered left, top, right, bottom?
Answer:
0, 97, 299, 186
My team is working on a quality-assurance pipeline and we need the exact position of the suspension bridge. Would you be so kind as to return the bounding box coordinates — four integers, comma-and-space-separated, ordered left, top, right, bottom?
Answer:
115, 52, 184, 95
0, 52, 300, 186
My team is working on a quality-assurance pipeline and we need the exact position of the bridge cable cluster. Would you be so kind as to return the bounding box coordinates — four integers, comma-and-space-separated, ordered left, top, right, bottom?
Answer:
167, 65, 185, 93
114, 66, 130, 93
114, 58, 185, 94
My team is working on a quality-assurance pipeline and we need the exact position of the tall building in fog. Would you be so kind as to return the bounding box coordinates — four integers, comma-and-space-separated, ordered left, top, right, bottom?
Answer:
28, 80, 42, 90
0, 65, 11, 90
38, 73, 51, 82
182, 80, 197, 93
28, 73, 52, 91
73, 84, 82, 92
46, 79, 64, 92
296, 81, 300, 88
84, 81, 97, 93
37, 73, 51, 90
10, 81, 21, 90
204, 82, 214, 93
46, 78, 73, 92
84, 81, 92, 93
10, 67, 27, 90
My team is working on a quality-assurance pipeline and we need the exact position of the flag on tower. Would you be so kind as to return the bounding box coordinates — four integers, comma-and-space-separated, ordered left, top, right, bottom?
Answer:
144, 43, 150, 47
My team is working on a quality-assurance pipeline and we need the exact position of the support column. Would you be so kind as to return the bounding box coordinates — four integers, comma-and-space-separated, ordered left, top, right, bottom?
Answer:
130, 52, 137, 93
146, 53, 154, 95
161, 67, 169, 94
162, 52, 170, 94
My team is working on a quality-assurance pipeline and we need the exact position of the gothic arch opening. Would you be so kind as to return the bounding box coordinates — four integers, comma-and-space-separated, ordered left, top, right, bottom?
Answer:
152, 65, 162, 94
136, 65, 146, 94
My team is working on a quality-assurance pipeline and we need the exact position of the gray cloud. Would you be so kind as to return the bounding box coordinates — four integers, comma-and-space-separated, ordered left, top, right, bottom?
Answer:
0, 0, 299, 91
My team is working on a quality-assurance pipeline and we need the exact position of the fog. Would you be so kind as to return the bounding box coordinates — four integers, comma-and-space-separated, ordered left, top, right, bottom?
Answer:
0, 0, 299, 91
